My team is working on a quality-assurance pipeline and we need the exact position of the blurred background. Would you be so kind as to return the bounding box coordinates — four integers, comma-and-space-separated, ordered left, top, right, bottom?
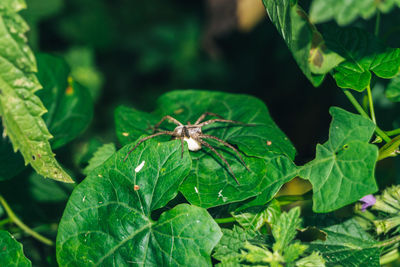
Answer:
21, 0, 347, 164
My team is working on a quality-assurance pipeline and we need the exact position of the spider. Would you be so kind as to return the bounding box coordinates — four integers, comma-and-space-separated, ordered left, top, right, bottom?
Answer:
124, 112, 252, 185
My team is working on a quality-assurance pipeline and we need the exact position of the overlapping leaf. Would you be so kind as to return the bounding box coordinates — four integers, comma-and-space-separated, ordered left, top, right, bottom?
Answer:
310, 219, 381, 266
83, 143, 116, 175
0, 230, 31, 267
36, 53, 93, 149
310, 0, 399, 26
115, 90, 298, 208
300, 107, 378, 212
57, 140, 222, 266
323, 26, 400, 91
0, 2, 72, 182
262, 0, 343, 86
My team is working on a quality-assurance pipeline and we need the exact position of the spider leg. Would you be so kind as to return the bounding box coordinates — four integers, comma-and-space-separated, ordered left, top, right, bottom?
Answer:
180, 128, 185, 159
153, 115, 183, 132
198, 139, 240, 185
199, 134, 250, 171
124, 131, 174, 161
199, 118, 249, 127
195, 112, 224, 124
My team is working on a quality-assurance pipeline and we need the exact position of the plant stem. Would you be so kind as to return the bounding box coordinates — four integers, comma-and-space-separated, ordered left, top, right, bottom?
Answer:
385, 129, 400, 137
276, 195, 308, 205
214, 217, 236, 224
343, 89, 391, 143
366, 85, 376, 124
375, 11, 381, 37
0, 195, 54, 246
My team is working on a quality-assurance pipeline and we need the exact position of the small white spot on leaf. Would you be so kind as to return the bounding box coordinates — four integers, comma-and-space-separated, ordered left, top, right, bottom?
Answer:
194, 187, 199, 193
135, 160, 145, 173
122, 132, 129, 136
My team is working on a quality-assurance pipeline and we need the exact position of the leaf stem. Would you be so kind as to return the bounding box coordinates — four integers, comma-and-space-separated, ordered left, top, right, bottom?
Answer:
0, 195, 54, 246
0, 218, 11, 228
214, 217, 236, 224
385, 129, 400, 137
366, 85, 376, 124
343, 89, 391, 143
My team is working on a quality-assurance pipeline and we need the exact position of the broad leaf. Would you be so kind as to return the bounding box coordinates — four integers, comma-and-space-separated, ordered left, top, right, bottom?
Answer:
57, 140, 222, 266
0, 2, 72, 182
310, 219, 381, 266
385, 75, 400, 102
310, 0, 399, 26
323, 26, 400, 91
0, 230, 31, 267
83, 143, 116, 175
262, 0, 343, 86
36, 53, 94, 149
115, 90, 298, 208
300, 107, 378, 212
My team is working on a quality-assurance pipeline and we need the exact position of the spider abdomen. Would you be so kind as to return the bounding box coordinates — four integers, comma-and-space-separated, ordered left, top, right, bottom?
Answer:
184, 137, 202, 151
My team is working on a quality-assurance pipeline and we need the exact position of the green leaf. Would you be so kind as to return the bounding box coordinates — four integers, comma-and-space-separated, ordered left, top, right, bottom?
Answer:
0, 3, 72, 183
295, 252, 325, 267
262, 0, 344, 86
385, 75, 400, 102
213, 225, 257, 263
300, 107, 378, 212
272, 207, 302, 252
57, 140, 222, 266
0, 0, 26, 12
83, 143, 116, 175
36, 53, 94, 149
310, 0, 398, 26
115, 90, 298, 208
231, 199, 281, 231
323, 26, 400, 91
0, 230, 31, 267
310, 219, 381, 266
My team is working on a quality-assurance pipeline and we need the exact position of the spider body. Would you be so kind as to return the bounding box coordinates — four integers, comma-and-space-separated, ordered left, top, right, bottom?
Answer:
172, 125, 202, 151
124, 112, 252, 185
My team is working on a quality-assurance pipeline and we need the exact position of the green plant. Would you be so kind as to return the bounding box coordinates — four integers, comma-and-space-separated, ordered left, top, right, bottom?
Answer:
2, 0, 400, 266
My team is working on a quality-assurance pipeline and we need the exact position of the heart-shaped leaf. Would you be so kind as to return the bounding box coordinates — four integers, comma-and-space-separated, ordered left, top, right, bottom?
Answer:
115, 90, 298, 208
0, 230, 31, 266
262, 0, 344, 86
300, 107, 378, 212
36, 53, 94, 149
57, 140, 222, 266
323, 26, 400, 91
